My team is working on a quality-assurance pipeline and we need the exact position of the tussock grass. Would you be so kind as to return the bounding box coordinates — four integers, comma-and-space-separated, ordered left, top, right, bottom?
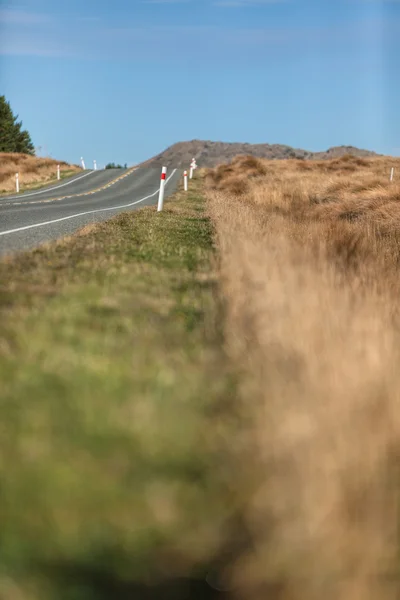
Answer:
0, 180, 237, 600
0, 153, 80, 194
206, 154, 400, 599
3, 153, 400, 599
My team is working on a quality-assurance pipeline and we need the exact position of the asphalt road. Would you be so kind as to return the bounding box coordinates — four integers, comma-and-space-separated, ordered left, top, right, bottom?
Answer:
0, 167, 181, 256
0, 169, 110, 201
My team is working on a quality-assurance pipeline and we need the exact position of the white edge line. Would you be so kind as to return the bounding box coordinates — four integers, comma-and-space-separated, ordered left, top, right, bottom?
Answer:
1, 170, 97, 200
0, 170, 177, 237
1, 168, 137, 205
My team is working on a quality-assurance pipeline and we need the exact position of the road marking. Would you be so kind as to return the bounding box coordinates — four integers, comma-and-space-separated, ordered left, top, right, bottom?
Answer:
1, 170, 97, 200
0, 167, 138, 207
0, 170, 177, 237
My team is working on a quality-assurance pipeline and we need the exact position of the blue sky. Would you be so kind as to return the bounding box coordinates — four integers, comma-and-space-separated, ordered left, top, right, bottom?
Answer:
1, 0, 399, 167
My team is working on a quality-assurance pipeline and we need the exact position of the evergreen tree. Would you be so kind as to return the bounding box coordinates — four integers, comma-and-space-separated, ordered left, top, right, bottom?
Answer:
0, 96, 16, 152
15, 126, 35, 154
0, 95, 35, 154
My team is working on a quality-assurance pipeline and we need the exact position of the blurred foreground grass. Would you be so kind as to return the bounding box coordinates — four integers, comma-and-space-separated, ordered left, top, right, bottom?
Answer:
0, 179, 237, 599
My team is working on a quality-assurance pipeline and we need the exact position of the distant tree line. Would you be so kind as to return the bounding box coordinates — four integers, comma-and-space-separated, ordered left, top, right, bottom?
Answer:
105, 162, 128, 169
0, 95, 35, 155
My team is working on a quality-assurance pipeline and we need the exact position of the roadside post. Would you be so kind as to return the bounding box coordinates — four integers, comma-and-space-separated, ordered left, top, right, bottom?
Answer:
81, 157, 86, 170
157, 166, 167, 212
189, 158, 197, 179
390, 167, 395, 182
94, 160, 97, 170
15, 173, 19, 193
57, 164, 61, 180
184, 170, 188, 191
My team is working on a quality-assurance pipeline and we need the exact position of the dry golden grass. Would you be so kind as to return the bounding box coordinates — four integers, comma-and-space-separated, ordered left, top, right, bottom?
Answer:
0, 153, 80, 193
205, 154, 400, 600
0, 181, 236, 600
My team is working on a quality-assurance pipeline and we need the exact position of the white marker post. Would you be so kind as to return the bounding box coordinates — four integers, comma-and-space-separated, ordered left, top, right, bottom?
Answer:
57, 164, 61, 180
390, 167, 394, 182
81, 157, 86, 170
15, 173, 20, 193
184, 170, 188, 191
189, 158, 197, 179
157, 166, 167, 212
94, 160, 97, 171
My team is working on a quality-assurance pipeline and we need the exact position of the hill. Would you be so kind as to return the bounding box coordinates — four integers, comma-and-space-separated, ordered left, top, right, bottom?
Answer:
140, 140, 380, 169
0, 153, 81, 194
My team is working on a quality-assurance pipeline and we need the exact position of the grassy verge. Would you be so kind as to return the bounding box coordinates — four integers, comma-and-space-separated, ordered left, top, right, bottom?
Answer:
0, 177, 237, 600
20, 168, 80, 191
0, 153, 82, 195
0, 169, 80, 196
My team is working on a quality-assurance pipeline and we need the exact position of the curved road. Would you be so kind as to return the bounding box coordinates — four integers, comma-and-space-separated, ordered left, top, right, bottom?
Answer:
1, 169, 105, 201
0, 167, 181, 256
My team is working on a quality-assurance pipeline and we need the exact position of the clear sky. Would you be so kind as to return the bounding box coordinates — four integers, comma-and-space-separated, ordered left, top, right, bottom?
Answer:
1, 0, 399, 167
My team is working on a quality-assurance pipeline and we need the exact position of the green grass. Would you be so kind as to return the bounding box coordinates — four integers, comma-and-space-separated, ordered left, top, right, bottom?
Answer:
0, 178, 238, 600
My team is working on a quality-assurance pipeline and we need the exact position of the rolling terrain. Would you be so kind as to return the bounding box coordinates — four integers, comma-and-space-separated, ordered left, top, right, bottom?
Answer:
2, 149, 399, 600
140, 139, 380, 168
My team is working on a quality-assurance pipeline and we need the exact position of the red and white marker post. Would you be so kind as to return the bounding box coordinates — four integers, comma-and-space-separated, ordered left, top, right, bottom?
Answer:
157, 166, 167, 212
184, 170, 188, 191
57, 164, 61, 180
15, 173, 20, 193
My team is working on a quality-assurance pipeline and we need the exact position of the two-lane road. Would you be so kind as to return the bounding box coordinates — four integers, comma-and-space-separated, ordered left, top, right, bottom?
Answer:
0, 167, 181, 255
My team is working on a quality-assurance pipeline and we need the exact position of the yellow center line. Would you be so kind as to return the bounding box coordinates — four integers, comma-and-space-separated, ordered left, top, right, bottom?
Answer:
0, 167, 138, 209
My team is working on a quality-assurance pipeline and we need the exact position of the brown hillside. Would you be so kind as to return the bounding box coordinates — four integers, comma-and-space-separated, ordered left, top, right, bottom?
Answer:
140, 140, 380, 169
0, 153, 81, 194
